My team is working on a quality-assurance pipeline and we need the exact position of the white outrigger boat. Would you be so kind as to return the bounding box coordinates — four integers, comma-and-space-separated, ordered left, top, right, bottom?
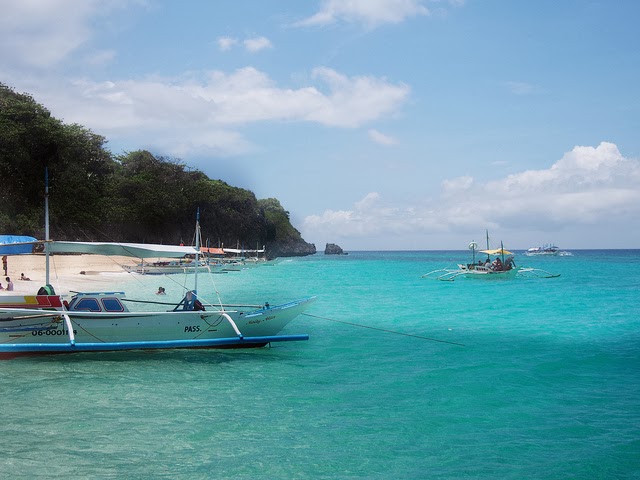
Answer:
423, 232, 560, 281
0, 173, 313, 359
122, 258, 226, 275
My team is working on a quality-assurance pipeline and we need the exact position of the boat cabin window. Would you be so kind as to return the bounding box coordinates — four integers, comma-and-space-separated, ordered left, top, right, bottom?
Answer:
72, 298, 101, 312
102, 298, 125, 312
69, 296, 125, 312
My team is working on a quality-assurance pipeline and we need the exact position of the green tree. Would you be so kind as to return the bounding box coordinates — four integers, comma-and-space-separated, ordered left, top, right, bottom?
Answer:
0, 83, 65, 234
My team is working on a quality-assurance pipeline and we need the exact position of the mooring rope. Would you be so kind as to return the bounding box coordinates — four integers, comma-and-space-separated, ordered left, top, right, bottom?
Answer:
302, 313, 465, 347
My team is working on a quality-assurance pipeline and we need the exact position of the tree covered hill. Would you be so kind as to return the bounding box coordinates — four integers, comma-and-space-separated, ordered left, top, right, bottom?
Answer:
0, 83, 316, 258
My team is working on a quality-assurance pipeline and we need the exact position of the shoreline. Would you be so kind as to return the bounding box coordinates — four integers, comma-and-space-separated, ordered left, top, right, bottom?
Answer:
1, 254, 138, 295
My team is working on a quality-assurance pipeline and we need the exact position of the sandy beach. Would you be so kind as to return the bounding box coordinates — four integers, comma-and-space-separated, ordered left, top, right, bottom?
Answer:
1, 254, 137, 295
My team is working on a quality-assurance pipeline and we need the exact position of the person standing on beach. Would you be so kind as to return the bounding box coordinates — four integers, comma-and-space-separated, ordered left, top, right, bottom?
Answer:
2, 256, 7, 276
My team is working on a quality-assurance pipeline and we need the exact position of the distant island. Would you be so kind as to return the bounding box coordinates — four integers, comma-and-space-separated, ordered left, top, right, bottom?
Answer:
324, 243, 347, 255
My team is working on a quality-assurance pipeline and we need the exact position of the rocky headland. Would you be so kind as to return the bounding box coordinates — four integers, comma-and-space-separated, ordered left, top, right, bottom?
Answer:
268, 240, 316, 258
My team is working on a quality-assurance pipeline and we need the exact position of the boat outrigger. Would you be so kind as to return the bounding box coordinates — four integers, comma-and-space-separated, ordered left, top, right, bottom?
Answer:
422, 232, 560, 281
0, 171, 313, 358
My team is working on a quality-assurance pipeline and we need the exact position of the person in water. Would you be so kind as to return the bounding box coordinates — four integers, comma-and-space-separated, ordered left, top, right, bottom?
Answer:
156, 286, 166, 295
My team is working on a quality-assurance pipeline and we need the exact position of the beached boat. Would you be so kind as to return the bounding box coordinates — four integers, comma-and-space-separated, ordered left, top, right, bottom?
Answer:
0, 173, 313, 358
423, 232, 560, 281
222, 246, 269, 268
121, 245, 238, 275
121, 245, 270, 275
122, 258, 225, 275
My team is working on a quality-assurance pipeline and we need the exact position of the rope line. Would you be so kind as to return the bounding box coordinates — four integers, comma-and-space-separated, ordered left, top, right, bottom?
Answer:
302, 313, 465, 347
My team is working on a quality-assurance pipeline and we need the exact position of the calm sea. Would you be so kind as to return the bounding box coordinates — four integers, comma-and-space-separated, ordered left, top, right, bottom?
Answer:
1, 250, 639, 479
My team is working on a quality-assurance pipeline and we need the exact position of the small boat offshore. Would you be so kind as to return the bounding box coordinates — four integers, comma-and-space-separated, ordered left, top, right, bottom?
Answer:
525, 244, 573, 256
423, 232, 560, 282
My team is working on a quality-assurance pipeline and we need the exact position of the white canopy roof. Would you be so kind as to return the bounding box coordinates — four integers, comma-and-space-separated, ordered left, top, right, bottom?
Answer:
48, 241, 199, 259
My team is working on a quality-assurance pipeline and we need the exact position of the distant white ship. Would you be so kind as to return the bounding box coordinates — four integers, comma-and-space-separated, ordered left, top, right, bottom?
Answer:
525, 244, 572, 256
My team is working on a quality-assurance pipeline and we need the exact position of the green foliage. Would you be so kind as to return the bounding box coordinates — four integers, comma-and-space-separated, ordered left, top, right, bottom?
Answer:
0, 83, 63, 232
259, 198, 303, 242
0, 83, 116, 237
0, 83, 312, 256
107, 151, 190, 242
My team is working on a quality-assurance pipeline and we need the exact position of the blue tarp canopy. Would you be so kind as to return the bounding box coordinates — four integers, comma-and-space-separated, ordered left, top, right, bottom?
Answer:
0, 235, 38, 255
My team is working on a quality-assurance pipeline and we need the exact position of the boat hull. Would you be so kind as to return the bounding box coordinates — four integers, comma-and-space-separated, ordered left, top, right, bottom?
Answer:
0, 296, 314, 357
461, 265, 521, 280
122, 262, 224, 275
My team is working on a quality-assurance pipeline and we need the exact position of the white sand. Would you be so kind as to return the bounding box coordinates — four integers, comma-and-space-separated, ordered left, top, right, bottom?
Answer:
1, 254, 139, 295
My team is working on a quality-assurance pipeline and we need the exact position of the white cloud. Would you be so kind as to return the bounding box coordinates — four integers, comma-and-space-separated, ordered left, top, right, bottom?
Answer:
296, 0, 429, 28
441, 175, 473, 197
355, 192, 381, 210
368, 129, 398, 146
304, 192, 413, 238
217, 36, 239, 51
302, 142, 640, 245
22, 66, 408, 157
304, 192, 451, 245
307, 67, 410, 127
0, 0, 129, 69
243, 36, 273, 52
217, 35, 273, 53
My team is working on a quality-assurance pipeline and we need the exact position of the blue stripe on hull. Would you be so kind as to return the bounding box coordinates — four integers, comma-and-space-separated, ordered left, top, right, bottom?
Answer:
0, 334, 309, 354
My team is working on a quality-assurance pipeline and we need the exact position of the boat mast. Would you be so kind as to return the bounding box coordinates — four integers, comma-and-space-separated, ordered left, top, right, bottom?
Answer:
485, 229, 490, 262
194, 208, 200, 297
45, 168, 50, 286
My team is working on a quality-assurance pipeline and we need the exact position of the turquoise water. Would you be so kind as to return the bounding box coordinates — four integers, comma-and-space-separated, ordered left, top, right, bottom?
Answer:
1, 250, 639, 479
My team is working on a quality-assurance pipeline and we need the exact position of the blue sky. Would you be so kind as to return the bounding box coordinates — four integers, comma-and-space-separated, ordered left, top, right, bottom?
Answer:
2, 0, 639, 249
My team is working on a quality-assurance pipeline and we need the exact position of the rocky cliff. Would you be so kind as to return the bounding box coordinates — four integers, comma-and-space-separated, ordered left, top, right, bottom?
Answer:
267, 240, 316, 259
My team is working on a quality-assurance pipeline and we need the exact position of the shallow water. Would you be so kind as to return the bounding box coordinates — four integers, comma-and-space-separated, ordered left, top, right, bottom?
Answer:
1, 250, 639, 478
